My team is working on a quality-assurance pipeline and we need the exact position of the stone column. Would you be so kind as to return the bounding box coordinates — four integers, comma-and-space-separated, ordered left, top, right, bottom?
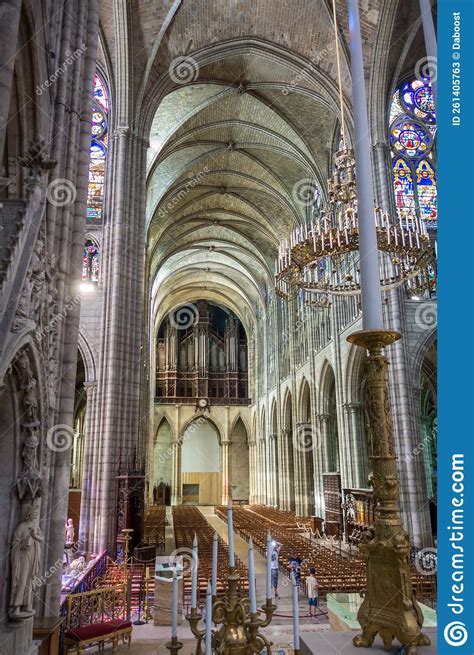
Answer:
343, 402, 368, 488
78, 382, 98, 553
269, 433, 278, 506
258, 437, 266, 504
249, 441, 257, 504
171, 438, 182, 506
41, 0, 101, 616
278, 429, 292, 510
316, 414, 331, 474
221, 439, 230, 504
311, 415, 325, 517
0, 0, 22, 165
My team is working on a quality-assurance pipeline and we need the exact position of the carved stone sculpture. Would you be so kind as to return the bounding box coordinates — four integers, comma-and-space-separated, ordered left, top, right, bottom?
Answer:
65, 518, 75, 545
9, 507, 44, 620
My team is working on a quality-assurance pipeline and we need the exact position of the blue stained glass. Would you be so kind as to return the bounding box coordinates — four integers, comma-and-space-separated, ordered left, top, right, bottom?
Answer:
87, 73, 108, 225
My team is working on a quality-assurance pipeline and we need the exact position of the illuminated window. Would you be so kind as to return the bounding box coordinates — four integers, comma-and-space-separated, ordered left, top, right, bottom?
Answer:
87, 73, 108, 225
82, 239, 100, 282
389, 78, 437, 229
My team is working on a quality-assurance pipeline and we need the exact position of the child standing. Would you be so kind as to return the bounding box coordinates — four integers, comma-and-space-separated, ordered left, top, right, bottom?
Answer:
306, 567, 319, 617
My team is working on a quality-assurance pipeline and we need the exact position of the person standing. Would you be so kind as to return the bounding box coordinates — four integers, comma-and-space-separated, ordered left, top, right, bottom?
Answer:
306, 567, 319, 618
271, 541, 282, 600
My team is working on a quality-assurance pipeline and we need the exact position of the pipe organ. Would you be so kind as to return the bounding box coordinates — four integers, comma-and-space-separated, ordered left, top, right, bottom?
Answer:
156, 301, 249, 403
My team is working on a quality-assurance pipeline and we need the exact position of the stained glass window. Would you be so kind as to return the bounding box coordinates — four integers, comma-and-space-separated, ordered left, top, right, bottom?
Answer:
393, 158, 415, 219
416, 159, 437, 224
82, 239, 100, 282
389, 77, 436, 228
390, 117, 432, 159
87, 73, 108, 225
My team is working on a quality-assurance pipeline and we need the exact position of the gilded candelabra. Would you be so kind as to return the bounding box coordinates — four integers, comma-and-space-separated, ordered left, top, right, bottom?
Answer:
348, 330, 430, 654
121, 528, 133, 572
167, 566, 277, 655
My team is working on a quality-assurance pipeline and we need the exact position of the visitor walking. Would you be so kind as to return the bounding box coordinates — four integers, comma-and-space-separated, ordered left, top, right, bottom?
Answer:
306, 567, 319, 618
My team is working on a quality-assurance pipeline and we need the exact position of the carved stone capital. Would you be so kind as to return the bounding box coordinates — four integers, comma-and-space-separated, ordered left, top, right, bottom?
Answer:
18, 139, 55, 195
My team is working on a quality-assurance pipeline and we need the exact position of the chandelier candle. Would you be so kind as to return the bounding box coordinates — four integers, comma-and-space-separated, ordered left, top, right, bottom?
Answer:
191, 534, 198, 609
266, 532, 272, 600
227, 499, 235, 567
291, 573, 300, 653
172, 569, 178, 640
205, 582, 212, 655
211, 532, 218, 596
347, 0, 384, 330
248, 538, 257, 615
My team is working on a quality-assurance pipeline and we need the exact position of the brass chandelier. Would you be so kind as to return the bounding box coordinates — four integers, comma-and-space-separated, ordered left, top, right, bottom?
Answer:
274, 145, 435, 304
274, 0, 435, 307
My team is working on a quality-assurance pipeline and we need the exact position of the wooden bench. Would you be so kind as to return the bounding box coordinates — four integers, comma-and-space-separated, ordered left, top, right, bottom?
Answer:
63, 585, 132, 654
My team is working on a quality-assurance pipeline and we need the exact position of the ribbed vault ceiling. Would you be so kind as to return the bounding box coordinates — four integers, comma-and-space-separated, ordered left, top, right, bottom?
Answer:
147, 51, 343, 331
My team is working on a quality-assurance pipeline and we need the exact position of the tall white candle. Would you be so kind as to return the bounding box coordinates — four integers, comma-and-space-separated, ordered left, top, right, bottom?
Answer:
211, 532, 218, 596
292, 573, 300, 650
227, 499, 235, 567
248, 537, 257, 615
205, 581, 212, 655
266, 532, 272, 600
172, 569, 178, 639
191, 533, 198, 609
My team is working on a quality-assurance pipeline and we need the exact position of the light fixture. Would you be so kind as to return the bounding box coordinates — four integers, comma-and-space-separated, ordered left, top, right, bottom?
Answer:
274, 0, 436, 306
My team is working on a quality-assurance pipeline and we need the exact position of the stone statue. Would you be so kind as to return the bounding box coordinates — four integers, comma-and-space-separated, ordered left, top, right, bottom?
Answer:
9, 507, 44, 620
65, 518, 75, 545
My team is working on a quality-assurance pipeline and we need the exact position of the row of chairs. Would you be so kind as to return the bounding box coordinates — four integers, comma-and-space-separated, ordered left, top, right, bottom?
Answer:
143, 505, 166, 549
172, 507, 249, 607
216, 505, 367, 598
216, 505, 436, 605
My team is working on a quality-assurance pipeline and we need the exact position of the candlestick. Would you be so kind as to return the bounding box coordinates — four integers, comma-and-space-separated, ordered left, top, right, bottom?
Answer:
292, 573, 300, 651
227, 499, 235, 567
212, 532, 218, 596
172, 569, 178, 639
266, 532, 272, 600
248, 537, 257, 615
205, 581, 212, 655
191, 534, 198, 609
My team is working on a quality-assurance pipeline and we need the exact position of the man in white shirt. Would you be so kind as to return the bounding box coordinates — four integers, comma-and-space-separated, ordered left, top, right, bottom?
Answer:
306, 567, 319, 617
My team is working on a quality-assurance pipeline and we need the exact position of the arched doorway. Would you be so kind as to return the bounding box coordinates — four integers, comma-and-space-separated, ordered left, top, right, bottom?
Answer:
230, 418, 249, 503
283, 391, 295, 511
153, 418, 173, 504
270, 400, 279, 506
319, 363, 342, 536
321, 364, 340, 473
299, 380, 315, 515
181, 418, 221, 505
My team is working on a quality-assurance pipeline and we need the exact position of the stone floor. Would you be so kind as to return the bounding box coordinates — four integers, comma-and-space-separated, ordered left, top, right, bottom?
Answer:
74, 508, 435, 654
